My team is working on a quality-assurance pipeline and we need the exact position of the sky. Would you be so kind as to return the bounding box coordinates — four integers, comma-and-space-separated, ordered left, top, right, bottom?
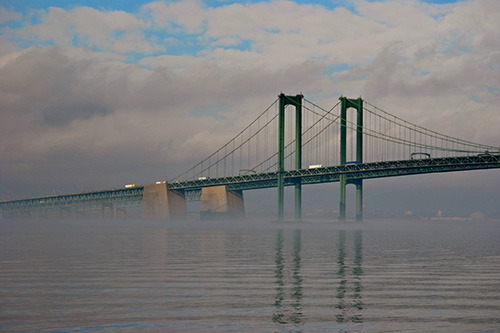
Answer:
1, 0, 499, 217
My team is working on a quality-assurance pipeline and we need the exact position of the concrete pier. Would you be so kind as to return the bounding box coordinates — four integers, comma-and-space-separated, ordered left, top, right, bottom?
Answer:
100, 202, 114, 219
142, 183, 187, 220
200, 185, 245, 220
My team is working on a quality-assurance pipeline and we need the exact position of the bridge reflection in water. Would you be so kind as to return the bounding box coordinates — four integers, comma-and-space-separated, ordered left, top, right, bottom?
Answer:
336, 230, 363, 324
273, 229, 363, 328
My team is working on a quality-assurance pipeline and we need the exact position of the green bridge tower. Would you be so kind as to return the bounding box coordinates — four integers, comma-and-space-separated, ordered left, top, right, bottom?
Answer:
339, 96, 363, 221
277, 93, 303, 222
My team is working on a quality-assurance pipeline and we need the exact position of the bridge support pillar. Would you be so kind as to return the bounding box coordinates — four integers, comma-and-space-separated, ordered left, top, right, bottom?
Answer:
200, 185, 245, 220
75, 210, 86, 219
295, 180, 302, 221
339, 175, 347, 220
339, 179, 363, 221
142, 183, 187, 221
101, 202, 114, 220
339, 96, 363, 221
277, 93, 303, 222
355, 179, 363, 222
60, 206, 72, 220
113, 207, 126, 220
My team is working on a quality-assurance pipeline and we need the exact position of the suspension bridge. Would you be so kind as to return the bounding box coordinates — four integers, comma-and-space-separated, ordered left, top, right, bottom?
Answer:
1, 94, 499, 221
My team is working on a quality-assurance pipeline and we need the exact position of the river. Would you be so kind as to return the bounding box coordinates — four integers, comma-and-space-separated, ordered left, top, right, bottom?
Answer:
1, 218, 499, 332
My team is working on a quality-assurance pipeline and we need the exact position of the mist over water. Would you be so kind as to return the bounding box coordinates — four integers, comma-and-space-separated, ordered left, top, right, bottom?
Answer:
1, 218, 499, 332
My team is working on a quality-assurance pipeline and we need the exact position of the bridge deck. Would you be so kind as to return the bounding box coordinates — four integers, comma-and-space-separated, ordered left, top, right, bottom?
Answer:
170, 155, 500, 191
1, 155, 499, 213
0, 187, 144, 213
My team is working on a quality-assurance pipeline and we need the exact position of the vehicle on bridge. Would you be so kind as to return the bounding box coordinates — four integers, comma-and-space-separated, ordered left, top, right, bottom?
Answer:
239, 169, 257, 175
411, 152, 431, 159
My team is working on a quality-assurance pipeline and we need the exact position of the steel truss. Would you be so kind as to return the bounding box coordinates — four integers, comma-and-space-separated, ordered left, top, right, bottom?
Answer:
0, 188, 143, 214
169, 155, 500, 192
1, 155, 499, 214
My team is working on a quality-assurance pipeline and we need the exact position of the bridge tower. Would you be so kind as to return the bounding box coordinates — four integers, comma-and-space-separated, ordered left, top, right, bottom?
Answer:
277, 93, 303, 222
339, 96, 363, 221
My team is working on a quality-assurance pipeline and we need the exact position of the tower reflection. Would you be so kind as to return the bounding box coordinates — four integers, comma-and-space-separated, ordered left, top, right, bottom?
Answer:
273, 229, 303, 326
336, 229, 363, 323
273, 229, 285, 324
291, 230, 303, 324
273, 229, 363, 328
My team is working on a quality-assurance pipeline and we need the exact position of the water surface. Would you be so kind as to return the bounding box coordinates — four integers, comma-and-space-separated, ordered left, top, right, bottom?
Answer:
1, 218, 499, 332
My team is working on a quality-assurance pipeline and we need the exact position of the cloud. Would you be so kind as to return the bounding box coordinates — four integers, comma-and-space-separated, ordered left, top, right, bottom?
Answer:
0, 46, 324, 196
0, 0, 499, 203
16, 6, 160, 53
139, 54, 206, 69
0, 7, 21, 23
335, 54, 499, 145
142, 0, 206, 34
0, 47, 113, 127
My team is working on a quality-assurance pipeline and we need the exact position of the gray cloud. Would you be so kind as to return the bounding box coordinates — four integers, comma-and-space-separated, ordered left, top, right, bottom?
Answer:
1, 0, 499, 217
40, 100, 113, 126
0, 47, 325, 198
0, 47, 112, 125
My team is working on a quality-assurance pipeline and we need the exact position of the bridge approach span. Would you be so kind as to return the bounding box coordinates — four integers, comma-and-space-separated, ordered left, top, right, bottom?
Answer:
1, 155, 499, 216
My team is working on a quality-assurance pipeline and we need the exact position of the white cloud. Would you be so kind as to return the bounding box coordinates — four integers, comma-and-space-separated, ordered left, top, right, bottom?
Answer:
142, 0, 206, 33
139, 54, 205, 69
356, 0, 446, 29
0, 7, 21, 23
213, 37, 242, 47
1, 0, 499, 200
17, 6, 157, 53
